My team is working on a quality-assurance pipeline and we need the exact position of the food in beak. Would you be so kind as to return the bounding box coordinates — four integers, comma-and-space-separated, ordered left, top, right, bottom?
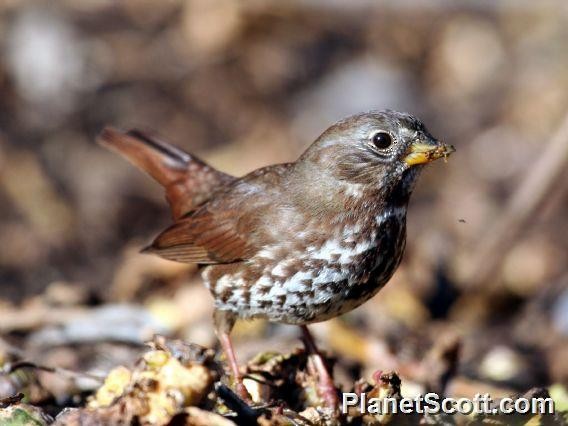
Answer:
404, 142, 455, 166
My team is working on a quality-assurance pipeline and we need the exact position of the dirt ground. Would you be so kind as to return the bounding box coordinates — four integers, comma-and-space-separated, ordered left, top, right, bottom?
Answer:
0, 1, 567, 425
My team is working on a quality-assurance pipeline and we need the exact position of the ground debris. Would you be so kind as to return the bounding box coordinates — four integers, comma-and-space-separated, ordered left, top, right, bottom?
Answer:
75, 337, 214, 425
0, 403, 53, 425
1, 334, 567, 425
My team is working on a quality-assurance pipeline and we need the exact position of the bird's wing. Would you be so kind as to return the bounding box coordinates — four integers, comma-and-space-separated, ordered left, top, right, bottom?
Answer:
144, 165, 292, 264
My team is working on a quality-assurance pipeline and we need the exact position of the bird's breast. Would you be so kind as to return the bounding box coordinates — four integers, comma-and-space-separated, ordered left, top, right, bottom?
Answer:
204, 206, 407, 324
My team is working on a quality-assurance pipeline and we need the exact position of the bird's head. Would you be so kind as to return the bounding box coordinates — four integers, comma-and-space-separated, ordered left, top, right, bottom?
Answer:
299, 110, 455, 204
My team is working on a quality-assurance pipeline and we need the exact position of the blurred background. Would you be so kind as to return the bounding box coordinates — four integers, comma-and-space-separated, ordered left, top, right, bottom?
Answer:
0, 0, 567, 411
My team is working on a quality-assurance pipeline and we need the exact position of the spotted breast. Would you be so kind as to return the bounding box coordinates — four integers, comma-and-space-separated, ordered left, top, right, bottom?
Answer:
203, 205, 406, 324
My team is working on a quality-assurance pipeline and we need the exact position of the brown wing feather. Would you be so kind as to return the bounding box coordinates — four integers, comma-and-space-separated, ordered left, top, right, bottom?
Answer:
145, 210, 256, 264
144, 164, 293, 264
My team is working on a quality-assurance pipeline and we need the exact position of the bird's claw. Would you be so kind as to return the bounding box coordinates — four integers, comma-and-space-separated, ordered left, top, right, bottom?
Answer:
235, 381, 253, 402
318, 382, 339, 410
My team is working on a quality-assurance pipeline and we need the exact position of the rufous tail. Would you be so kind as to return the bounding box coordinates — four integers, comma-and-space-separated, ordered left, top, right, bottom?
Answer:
97, 127, 234, 220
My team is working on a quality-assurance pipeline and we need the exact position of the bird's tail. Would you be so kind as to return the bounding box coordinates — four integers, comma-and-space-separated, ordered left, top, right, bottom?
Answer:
98, 127, 234, 219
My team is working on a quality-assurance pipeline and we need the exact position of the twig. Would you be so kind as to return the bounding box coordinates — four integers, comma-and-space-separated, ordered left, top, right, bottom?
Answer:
0, 393, 24, 408
2, 361, 105, 383
457, 110, 568, 289
214, 382, 262, 424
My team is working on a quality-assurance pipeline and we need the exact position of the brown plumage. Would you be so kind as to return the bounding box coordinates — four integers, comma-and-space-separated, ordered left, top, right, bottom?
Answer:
98, 128, 234, 220
98, 110, 454, 407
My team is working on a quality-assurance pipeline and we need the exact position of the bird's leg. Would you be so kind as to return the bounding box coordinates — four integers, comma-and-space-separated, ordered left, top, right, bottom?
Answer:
214, 310, 251, 401
300, 325, 339, 408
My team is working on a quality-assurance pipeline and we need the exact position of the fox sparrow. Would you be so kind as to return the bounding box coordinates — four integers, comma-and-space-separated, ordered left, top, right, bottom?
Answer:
99, 110, 454, 407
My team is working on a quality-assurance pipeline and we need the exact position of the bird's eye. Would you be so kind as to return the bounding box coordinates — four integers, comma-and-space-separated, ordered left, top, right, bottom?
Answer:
371, 131, 393, 150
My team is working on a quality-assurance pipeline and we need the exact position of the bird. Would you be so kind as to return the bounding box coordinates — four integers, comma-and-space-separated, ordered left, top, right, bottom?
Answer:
98, 110, 454, 407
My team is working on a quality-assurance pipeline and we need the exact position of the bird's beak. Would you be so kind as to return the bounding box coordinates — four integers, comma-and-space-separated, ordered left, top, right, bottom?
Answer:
404, 140, 455, 166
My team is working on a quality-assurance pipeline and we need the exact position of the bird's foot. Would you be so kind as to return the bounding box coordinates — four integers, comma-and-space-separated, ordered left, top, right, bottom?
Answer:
372, 369, 384, 385
310, 354, 339, 409
317, 378, 339, 409
234, 380, 253, 402
300, 326, 339, 410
